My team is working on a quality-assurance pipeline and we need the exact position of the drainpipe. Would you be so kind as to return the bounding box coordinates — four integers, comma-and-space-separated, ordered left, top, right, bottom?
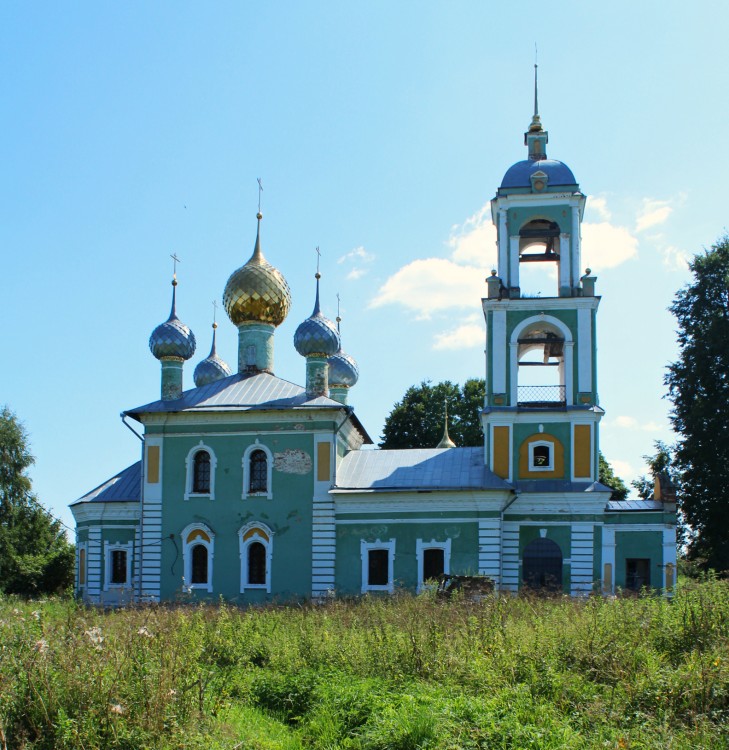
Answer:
121, 413, 144, 602
499, 489, 520, 593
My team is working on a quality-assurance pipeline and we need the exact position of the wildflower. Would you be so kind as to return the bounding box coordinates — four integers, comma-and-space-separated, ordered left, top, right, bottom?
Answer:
137, 626, 154, 638
31, 610, 41, 621
85, 626, 104, 649
110, 704, 125, 715
715, 658, 721, 667
167, 688, 177, 697
34, 639, 48, 654
12, 608, 20, 616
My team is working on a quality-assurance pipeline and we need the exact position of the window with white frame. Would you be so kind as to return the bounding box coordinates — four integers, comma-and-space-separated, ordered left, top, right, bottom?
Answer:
181, 524, 215, 592
528, 440, 554, 471
77, 542, 87, 590
416, 538, 451, 591
242, 441, 273, 499
360, 539, 396, 593
184, 442, 217, 500
239, 523, 273, 592
103, 541, 133, 590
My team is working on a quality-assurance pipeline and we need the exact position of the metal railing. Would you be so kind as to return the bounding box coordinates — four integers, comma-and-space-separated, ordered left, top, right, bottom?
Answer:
517, 385, 566, 408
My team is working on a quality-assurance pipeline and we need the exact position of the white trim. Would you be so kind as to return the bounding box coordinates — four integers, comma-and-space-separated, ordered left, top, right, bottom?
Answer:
491, 310, 507, 395
360, 538, 396, 593
558, 233, 571, 292
239, 522, 273, 593
242, 440, 273, 499
571, 205, 581, 287
416, 538, 451, 592
483, 296, 599, 313
76, 542, 88, 593
577, 307, 592, 393
528, 440, 554, 472
184, 441, 217, 501
181, 523, 215, 593
103, 541, 133, 591
337, 517, 480, 525
509, 235, 520, 290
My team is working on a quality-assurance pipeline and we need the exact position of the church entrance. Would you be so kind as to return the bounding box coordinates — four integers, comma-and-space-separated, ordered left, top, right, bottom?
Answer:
522, 538, 563, 591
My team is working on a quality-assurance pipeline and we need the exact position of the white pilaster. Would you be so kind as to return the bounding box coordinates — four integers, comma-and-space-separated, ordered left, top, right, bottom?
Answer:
570, 523, 594, 596
501, 522, 520, 592
577, 308, 592, 393
602, 527, 616, 594
509, 235, 520, 290
479, 519, 501, 586
571, 206, 581, 286
558, 233, 571, 291
498, 209, 508, 280
492, 310, 507, 395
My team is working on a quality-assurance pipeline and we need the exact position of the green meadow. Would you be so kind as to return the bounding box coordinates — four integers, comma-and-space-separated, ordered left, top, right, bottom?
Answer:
3, 579, 729, 749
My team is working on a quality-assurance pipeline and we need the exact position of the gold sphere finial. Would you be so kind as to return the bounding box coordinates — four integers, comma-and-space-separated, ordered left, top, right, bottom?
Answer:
256, 212, 263, 220
212, 321, 218, 330
491, 269, 497, 276
172, 278, 178, 287
315, 272, 321, 280
585, 267, 592, 275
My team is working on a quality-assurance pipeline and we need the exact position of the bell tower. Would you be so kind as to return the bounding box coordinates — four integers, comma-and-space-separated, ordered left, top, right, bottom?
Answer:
482, 67, 603, 488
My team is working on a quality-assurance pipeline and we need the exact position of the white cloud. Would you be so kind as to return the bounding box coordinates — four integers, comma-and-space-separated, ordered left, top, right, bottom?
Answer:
607, 458, 638, 482
346, 268, 366, 281
432, 315, 483, 350
447, 204, 497, 267
660, 245, 691, 271
586, 196, 612, 221
338, 246, 374, 264
582, 222, 639, 270
609, 415, 665, 433
369, 258, 485, 319
636, 199, 672, 232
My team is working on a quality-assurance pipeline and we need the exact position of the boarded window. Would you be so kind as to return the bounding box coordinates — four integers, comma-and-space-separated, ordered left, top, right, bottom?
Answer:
423, 548, 445, 581
368, 549, 389, 586
110, 550, 127, 585
250, 450, 267, 493
193, 451, 211, 493
248, 542, 266, 584
191, 544, 208, 584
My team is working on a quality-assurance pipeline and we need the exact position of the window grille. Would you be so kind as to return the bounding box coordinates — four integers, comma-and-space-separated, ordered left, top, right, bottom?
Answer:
249, 450, 268, 493
193, 451, 211, 493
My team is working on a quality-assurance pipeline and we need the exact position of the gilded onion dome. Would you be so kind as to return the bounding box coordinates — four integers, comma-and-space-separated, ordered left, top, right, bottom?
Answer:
328, 315, 359, 387
223, 213, 291, 327
194, 322, 232, 387
149, 278, 196, 360
294, 273, 340, 357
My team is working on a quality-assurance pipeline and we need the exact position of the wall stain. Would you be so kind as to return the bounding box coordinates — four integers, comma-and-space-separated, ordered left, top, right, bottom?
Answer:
274, 449, 312, 475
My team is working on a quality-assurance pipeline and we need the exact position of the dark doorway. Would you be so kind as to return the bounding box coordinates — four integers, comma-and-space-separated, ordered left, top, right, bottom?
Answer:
423, 548, 445, 582
522, 537, 563, 591
625, 558, 651, 591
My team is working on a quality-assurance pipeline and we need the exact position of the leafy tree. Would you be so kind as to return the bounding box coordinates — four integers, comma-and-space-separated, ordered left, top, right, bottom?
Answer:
631, 441, 676, 501
380, 379, 485, 448
666, 236, 729, 572
0, 406, 74, 595
598, 452, 628, 501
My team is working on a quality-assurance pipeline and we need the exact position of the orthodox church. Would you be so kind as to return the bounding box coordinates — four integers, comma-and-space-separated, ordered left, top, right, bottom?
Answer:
71, 82, 677, 604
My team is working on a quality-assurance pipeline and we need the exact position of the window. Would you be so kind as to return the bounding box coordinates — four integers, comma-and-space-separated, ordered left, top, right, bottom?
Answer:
625, 558, 651, 592
360, 539, 396, 593
416, 539, 451, 592
184, 442, 217, 500
78, 545, 86, 588
242, 442, 273, 499
249, 450, 267, 493
528, 441, 554, 471
239, 523, 273, 592
192, 451, 211, 493
522, 537, 563, 592
181, 524, 214, 593
103, 542, 133, 591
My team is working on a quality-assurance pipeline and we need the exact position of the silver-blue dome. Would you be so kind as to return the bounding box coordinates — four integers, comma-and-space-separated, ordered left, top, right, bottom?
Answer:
328, 349, 359, 387
194, 325, 231, 386
500, 159, 577, 189
294, 275, 340, 357
149, 281, 196, 361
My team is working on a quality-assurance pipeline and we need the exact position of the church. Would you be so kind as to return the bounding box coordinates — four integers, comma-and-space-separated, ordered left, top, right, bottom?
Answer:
70, 84, 677, 604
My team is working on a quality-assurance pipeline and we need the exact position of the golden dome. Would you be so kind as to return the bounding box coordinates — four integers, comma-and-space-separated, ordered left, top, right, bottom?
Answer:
223, 214, 292, 327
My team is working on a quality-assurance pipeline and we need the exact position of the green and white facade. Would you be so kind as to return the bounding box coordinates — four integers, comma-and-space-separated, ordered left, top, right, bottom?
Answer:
71, 95, 677, 605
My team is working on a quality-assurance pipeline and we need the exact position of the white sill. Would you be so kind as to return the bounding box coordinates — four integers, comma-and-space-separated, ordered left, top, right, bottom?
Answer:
528, 465, 553, 472
242, 584, 269, 591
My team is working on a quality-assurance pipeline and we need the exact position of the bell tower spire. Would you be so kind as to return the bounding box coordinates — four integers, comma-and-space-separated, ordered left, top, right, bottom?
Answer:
525, 63, 548, 161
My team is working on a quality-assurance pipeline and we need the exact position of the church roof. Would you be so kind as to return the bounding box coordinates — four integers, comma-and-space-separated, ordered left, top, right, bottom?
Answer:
71, 461, 141, 505
333, 447, 512, 492
500, 158, 577, 190
607, 498, 665, 511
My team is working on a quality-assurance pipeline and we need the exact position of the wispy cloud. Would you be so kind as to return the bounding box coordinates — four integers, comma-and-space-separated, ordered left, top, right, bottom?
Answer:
586, 196, 612, 222
607, 458, 638, 482
338, 246, 374, 280
582, 222, 638, 270
609, 415, 665, 432
660, 245, 691, 271
432, 315, 483, 350
447, 204, 497, 267
636, 199, 672, 232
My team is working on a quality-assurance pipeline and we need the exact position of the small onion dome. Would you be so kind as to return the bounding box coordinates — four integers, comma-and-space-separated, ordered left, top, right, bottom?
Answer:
223, 213, 291, 327
328, 349, 359, 387
149, 279, 196, 360
294, 274, 340, 357
194, 323, 231, 387
436, 401, 456, 449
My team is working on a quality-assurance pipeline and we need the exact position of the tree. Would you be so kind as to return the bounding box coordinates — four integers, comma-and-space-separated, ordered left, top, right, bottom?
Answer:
665, 236, 729, 571
380, 379, 485, 448
0, 406, 74, 595
598, 452, 628, 501
631, 441, 675, 501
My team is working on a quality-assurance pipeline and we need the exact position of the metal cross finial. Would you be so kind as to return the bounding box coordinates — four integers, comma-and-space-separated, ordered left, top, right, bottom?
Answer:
315, 246, 321, 275
336, 292, 341, 329
533, 49, 539, 119
212, 299, 218, 325
257, 178, 263, 213
170, 253, 181, 279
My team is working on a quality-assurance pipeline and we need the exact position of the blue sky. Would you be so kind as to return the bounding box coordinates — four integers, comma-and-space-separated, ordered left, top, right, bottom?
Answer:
2, 2, 728, 533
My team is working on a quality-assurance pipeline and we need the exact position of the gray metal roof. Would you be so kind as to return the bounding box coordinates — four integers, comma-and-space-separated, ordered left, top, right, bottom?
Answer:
334, 447, 512, 492
607, 498, 665, 511
514, 480, 614, 494
72, 462, 141, 505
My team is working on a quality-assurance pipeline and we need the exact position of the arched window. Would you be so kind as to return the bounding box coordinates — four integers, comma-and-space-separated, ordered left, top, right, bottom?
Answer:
242, 442, 273, 499
416, 538, 451, 592
193, 451, 211, 493
239, 523, 273, 592
522, 537, 563, 592
184, 442, 217, 500
249, 450, 267, 493
181, 524, 214, 593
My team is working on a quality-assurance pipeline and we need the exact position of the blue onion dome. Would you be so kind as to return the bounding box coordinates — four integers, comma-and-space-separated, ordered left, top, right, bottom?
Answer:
294, 273, 340, 357
500, 159, 577, 189
194, 322, 232, 387
328, 315, 359, 387
149, 278, 196, 360
223, 213, 292, 327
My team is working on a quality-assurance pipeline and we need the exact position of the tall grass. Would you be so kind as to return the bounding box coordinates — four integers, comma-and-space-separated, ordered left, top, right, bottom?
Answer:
1, 579, 728, 748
